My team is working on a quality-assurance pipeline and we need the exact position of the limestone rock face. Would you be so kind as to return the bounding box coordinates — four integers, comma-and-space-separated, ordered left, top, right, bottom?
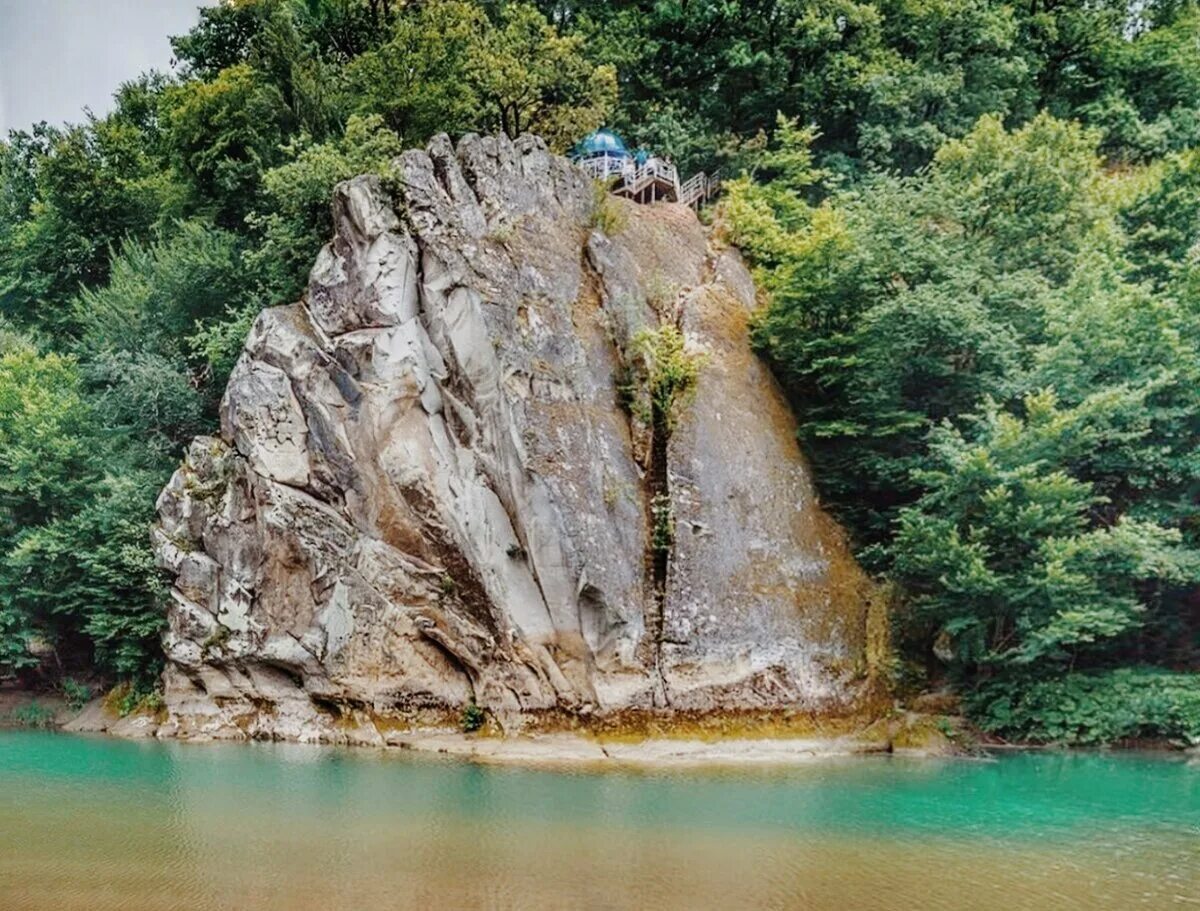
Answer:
153, 133, 875, 742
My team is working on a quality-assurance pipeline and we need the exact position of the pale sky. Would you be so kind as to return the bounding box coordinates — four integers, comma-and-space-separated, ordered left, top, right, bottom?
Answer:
0, 0, 202, 135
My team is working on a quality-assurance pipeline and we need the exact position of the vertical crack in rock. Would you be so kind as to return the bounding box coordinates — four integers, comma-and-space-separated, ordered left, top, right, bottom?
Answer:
644, 317, 680, 684
644, 383, 673, 701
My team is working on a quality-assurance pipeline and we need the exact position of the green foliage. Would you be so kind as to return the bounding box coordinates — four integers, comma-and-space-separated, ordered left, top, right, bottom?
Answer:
628, 325, 703, 431
105, 680, 165, 718
170, 0, 266, 79
534, 0, 1193, 173
731, 106, 1200, 742
1121, 149, 1200, 287
931, 114, 1109, 277
2, 471, 167, 681
970, 669, 1200, 746
0, 106, 182, 330
139, 689, 166, 715
0, 343, 97, 538
890, 392, 1200, 671
650, 493, 674, 553
588, 180, 628, 236
188, 301, 261, 391
6, 702, 56, 729
247, 113, 404, 303
346, 1, 615, 150
460, 701, 486, 733
162, 63, 292, 227
0, 285, 173, 682
343, 1, 486, 141
77, 221, 246, 355
466, 3, 616, 149
0, 600, 37, 674
60, 678, 92, 711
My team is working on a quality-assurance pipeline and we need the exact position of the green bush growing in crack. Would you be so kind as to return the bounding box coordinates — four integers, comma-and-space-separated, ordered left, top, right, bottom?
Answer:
629, 325, 704, 431
650, 493, 675, 552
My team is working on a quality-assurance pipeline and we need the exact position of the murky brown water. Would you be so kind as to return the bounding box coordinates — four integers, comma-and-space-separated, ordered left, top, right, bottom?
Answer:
2, 732, 1197, 910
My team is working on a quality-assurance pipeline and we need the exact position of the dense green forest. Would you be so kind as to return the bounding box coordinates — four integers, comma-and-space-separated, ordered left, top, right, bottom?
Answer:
2, 0, 1199, 743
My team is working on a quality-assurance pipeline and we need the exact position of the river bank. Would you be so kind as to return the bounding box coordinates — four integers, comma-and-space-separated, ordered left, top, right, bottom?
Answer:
10, 683, 1198, 767
2, 681, 968, 768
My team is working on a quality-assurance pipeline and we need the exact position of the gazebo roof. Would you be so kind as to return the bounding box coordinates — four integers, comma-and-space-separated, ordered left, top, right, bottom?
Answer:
574, 128, 631, 158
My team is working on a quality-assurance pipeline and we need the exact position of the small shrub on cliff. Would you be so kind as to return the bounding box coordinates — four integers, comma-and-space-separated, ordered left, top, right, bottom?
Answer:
629, 325, 704, 431
200, 624, 231, 656
589, 181, 627, 236
138, 690, 166, 716
460, 702, 486, 733
650, 493, 674, 552
105, 682, 166, 718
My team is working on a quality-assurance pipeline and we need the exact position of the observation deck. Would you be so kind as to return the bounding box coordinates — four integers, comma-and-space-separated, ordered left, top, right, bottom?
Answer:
571, 129, 720, 208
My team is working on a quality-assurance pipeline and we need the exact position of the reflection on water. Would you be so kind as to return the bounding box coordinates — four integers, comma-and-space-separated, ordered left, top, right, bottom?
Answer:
1, 732, 1197, 910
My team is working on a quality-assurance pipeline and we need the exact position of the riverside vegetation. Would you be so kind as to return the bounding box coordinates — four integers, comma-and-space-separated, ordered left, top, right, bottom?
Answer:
1, 0, 1199, 745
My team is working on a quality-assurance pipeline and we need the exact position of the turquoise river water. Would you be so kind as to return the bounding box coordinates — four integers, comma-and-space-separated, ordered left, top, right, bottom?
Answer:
0, 731, 1197, 910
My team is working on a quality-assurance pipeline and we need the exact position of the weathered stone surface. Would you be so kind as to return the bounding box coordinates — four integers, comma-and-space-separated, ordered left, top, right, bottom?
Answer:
153, 132, 874, 742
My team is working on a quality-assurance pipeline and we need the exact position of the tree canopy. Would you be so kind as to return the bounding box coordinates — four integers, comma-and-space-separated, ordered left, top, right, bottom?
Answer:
727, 108, 1200, 743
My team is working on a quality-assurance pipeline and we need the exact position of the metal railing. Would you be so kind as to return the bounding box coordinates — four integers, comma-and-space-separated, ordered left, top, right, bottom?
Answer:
577, 154, 637, 183
577, 155, 721, 208
678, 169, 722, 207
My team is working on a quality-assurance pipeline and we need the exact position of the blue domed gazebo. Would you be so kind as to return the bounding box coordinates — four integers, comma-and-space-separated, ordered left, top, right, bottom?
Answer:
570, 128, 635, 182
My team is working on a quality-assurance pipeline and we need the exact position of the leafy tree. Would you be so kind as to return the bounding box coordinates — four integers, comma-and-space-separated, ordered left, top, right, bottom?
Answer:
0, 342, 96, 542
0, 325, 170, 681
1120, 149, 1200, 287
76, 220, 247, 357
343, 0, 483, 140
891, 392, 1198, 673
467, 3, 616, 149
2, 472, 165, 681
347, 1, 615, 150
850, 0, 1032, 171
162, 63, 292, 227
0, 109, 179, 330
929, 113, 1109, 278
170, 0, 268, 79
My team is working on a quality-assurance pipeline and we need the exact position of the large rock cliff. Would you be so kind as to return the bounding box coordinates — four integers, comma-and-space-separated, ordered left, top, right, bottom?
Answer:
152, 133, 877, 742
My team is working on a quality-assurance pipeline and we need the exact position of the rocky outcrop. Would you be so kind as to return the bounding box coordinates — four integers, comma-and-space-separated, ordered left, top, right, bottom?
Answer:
152, 132, 878, 743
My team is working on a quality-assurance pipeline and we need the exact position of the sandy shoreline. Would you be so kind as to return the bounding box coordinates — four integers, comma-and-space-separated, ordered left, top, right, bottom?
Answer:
351, 730, 922, 768
33, 698, 955, 768
3, 685, 961, 768
9, 691, 1193, 767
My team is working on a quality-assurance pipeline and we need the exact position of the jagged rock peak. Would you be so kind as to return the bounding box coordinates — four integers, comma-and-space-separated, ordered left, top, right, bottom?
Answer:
153, 131, 878, 743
